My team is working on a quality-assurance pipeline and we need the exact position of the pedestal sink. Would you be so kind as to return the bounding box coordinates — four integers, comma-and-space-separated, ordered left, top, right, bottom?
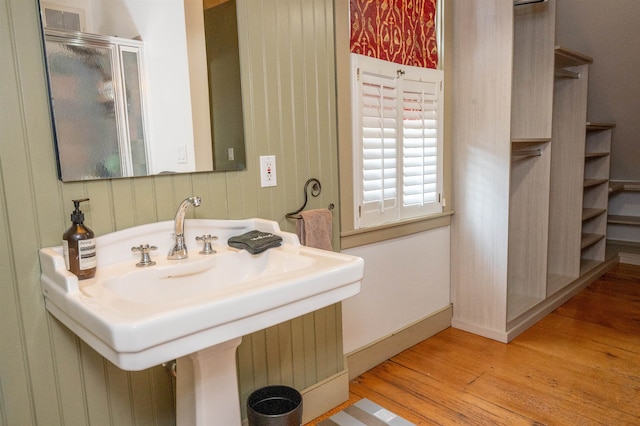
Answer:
39, 218, 364, 425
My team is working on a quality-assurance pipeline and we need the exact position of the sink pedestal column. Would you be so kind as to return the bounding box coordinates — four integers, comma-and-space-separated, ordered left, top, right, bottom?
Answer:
176, 337, 243, 426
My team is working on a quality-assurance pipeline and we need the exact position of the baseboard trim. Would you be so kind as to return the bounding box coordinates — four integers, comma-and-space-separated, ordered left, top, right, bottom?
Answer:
450, 318, 509, 343
345, 305, 453, 379
619, 251, 640, 265
300, 367, 349, 424
241, 368, 349, 426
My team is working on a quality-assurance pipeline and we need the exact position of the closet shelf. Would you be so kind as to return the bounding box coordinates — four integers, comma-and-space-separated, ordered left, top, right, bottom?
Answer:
586, 122, 616, 131
609, 180, 640, 194
555, 45, 593, 68
511, 138, 551, 144
581, 232, 605, 249
554, 68, 579, 79
585, 152, 609, 159
584, 178, 608, 188
582, 208, 606, 221
608, 215, 640, 226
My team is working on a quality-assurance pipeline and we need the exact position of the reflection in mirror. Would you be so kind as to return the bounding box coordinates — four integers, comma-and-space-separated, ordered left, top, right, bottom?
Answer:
38, 0, 246, 181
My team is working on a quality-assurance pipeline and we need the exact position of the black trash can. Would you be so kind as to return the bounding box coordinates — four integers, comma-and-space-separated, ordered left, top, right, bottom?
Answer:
247, 385, 303, 426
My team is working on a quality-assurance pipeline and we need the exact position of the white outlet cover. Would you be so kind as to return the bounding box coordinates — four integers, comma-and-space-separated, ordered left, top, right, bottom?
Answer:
260, 155, 277, 187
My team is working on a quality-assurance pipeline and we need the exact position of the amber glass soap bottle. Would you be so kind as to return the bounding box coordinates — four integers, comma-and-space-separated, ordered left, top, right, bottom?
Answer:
62, 198, 97, 279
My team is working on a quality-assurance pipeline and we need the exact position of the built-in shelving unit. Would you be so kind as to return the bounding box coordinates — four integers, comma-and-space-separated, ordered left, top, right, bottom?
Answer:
452, 0, 616, 344
546, 46, 592, 296
580, 122, 614, 273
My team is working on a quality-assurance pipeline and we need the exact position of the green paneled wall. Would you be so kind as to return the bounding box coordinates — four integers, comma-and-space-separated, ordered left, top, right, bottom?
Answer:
0, 0, 341, 424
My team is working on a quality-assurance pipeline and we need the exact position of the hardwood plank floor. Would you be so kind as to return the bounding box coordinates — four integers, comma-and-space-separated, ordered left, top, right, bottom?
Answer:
308, 263, 640, 425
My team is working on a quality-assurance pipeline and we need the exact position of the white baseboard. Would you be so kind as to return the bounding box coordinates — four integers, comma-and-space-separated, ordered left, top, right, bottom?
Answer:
345, 305, 453, 379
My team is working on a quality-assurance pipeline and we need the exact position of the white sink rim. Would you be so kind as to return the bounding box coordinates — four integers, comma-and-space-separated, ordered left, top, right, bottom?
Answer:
39, 218, 363, 371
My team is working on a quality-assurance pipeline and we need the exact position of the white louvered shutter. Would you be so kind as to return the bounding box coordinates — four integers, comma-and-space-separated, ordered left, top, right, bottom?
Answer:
400, 77, 443, 219
353, 54, 443, 229
356, 66, 400, 228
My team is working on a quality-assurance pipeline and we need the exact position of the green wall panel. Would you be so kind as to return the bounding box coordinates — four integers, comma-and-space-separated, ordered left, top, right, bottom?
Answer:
0, 0, 341, 424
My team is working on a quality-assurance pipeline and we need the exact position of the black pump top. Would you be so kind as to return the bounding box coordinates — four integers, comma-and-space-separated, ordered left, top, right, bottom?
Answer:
70, 198, 89, 224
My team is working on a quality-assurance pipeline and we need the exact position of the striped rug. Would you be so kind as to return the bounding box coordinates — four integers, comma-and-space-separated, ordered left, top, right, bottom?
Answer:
317, 399, 414, 426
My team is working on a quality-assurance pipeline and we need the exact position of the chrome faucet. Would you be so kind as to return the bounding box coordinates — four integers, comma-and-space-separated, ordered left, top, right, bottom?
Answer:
168, 196, 201, 260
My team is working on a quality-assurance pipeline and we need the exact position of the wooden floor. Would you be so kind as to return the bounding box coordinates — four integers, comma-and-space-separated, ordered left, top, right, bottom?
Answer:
308, 263, 640, 425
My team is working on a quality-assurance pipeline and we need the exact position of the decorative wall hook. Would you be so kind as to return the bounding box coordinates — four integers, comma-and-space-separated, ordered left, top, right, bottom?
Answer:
286, 178, 334, 219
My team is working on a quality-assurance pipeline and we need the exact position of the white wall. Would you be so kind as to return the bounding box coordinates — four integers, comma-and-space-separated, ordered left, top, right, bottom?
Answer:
556, 0, 640, 181
341, 226, 451, 354
122, 0, 196, 174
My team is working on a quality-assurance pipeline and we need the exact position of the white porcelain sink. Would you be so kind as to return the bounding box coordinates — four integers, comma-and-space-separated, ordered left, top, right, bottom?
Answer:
40, 218, 363, 425
39, 218, 363, 370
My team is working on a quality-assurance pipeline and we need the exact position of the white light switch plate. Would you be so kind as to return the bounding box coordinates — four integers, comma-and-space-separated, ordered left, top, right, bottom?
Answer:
260, 155, 277, 187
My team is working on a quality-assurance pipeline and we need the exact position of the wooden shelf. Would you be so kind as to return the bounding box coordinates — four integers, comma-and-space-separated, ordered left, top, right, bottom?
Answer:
609, 180, 640, 194
581, 232, 605, 249
555, 45, 593, 68
609, 182, 624, 194
511, 138, 551, 144
585, 152, 609, 159
582, 208, 606, 221
554, 68, 579, 79
584, 178, 608, 188
608, 215, 640, 226
586, 122, 616, 131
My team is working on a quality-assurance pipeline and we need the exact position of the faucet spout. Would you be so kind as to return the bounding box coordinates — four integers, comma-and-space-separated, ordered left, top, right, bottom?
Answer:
168, 196, 201, 260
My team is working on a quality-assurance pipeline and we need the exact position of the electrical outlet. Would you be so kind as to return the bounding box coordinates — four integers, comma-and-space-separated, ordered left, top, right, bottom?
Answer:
228, 147, 235, 161
177, 144, 187, 164
260, 155, 277, 187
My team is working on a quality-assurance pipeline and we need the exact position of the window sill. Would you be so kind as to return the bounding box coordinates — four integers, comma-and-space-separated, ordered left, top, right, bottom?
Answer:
340, 210, 454, 249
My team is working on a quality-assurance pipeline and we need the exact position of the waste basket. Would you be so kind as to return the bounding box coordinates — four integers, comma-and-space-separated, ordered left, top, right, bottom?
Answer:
247, 385, 302, 426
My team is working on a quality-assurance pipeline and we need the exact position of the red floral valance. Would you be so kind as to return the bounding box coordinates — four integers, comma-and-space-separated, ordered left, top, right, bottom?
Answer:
350, 0, 438, 69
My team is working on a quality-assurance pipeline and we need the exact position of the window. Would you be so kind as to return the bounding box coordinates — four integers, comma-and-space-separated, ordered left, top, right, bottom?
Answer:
352, 53, 444, 229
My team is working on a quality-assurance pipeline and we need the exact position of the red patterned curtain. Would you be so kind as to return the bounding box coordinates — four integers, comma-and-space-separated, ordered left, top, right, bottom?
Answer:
350, 0, 438, 69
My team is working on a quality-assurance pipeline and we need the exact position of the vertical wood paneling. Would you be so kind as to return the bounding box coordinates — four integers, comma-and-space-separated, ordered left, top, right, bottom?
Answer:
1, 0, 342, 424
79, 344, 111, 425
48, 322, 86, 426
2, 0, 61, 424
105, 362, 135, 426
0, 168, 35, 426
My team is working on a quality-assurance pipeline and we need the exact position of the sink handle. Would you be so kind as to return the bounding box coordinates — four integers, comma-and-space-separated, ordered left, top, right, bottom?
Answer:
196, 234, 218, 255
131, 244, 158, 267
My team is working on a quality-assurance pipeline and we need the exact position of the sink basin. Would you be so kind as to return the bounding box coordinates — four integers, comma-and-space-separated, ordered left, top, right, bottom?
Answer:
39, 218, 364, 371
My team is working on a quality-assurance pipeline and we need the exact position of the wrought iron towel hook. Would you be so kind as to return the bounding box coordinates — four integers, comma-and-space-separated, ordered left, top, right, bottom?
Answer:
286, 178, 334, 219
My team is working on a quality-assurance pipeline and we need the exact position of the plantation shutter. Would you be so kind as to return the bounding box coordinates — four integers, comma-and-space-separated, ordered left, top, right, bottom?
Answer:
353, 54, 443, 229
400, 78, 442, 218
357, 67, 400, 227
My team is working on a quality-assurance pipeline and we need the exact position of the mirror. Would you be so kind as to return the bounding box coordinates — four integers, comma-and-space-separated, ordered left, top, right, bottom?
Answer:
38, 0, 246, 181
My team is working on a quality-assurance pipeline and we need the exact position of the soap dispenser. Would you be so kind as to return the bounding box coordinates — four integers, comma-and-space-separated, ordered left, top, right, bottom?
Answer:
63, 198, 97, 279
